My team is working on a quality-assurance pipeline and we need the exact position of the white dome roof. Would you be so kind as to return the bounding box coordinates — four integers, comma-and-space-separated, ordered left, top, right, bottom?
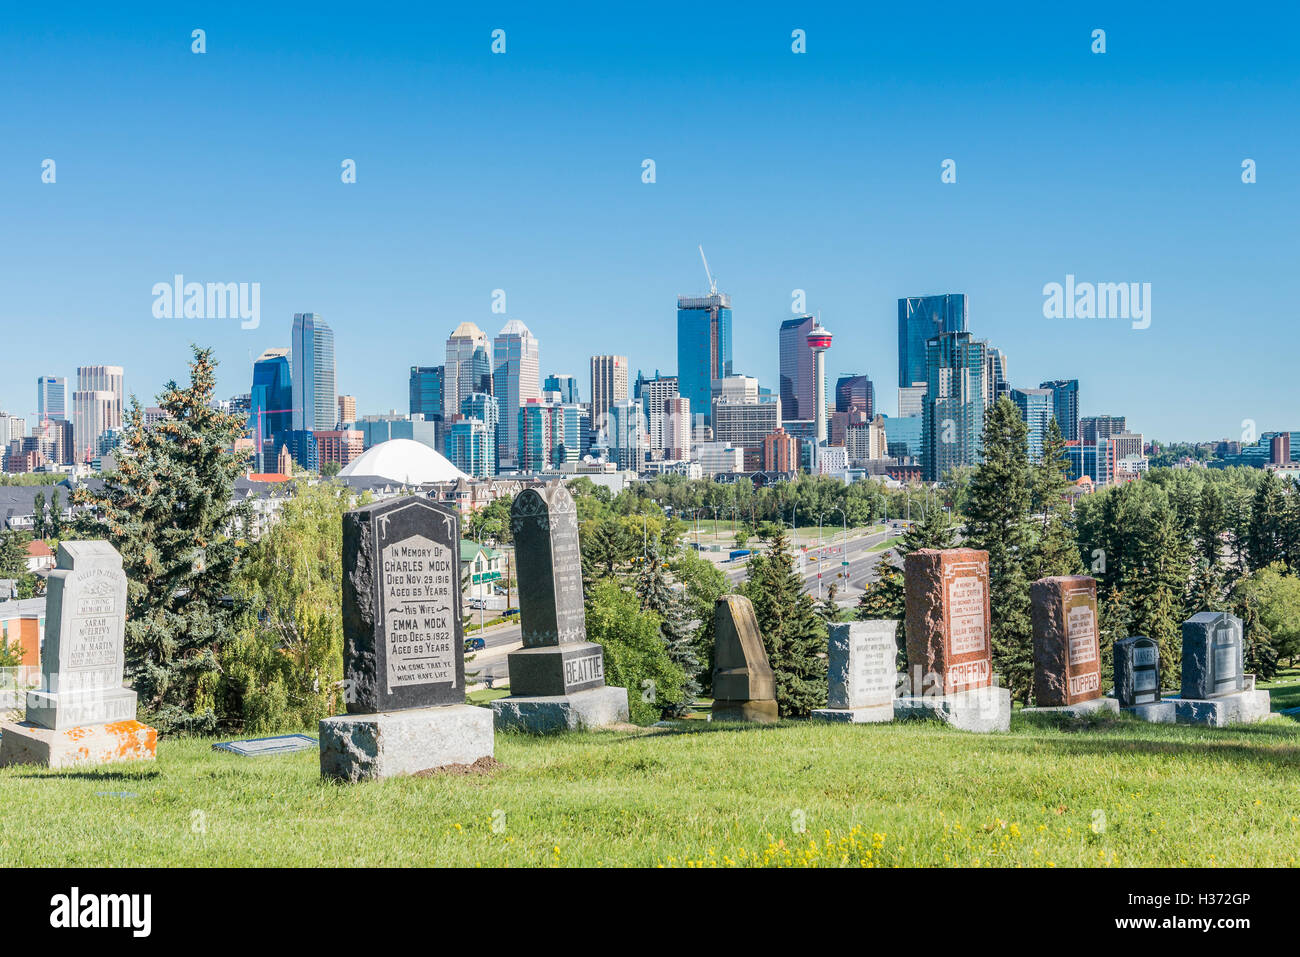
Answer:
338, 439, 470, 484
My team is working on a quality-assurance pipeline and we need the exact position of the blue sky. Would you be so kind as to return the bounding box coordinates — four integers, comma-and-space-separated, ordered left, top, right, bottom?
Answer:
2, 3, 1297, 441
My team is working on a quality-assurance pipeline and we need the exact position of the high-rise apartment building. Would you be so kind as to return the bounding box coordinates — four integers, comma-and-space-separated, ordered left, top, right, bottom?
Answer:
763, 427, 799, 473
986, 349, 1010, 405
922, 331, 985, 481
1040, 379, 1080, 441
291, 313, 336, 433
460, 392, 499, 475
677, 291, 732, 426
1012, 387, 1054, 463
447, 419, 492, 479
662, 397, 691, 461
639, 374, 679, 455
37, 376, 67, 422
589, 355, 628, 435
1081, 415, 1127, 444
898, 294, 967, 412
492, 320, 540, 472
779, 315, 817, 422
608, 399, 647, 472
337, 395, 356, 427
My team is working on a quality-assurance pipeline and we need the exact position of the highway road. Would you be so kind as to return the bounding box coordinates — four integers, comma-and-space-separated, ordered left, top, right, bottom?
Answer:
465, 523, 908, 687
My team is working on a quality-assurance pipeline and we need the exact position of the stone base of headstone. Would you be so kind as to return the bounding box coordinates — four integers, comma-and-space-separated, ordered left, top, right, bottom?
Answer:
810, 703, 894, 724
710, 699, 780, 724
319, 704, 493, 782
505, 643, 608, 697
893, 686, 1011, 733
24, 688, 138, 732
491, 685, 630, 733
1123, 701, 1176, 724
0, 719, 156, 769
1021, 697, 1120, 719
1165, 690, 1272, 727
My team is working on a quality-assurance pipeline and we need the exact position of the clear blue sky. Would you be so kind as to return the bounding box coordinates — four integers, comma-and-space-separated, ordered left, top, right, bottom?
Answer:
3, 3, 1297, 442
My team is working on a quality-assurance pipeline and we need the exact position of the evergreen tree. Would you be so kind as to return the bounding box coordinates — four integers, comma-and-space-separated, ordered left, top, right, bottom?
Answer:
1028, 417, 1085, 580
1124, 508, 1187, 689
0, 529, 32, 596
1233, 579, 1279, 680
741, 526, 827, 717
963, 397, 1035, 702
1195, 481, 1226, 569
73, 346, 251, 733
669, 546, 729, 695
1246, 471, 1285, 571
32, 492, 47, 539
1096, 586, 1130, 689
635, 543, 701, 717
48, 488, 63, 538
897, 504, 956, 555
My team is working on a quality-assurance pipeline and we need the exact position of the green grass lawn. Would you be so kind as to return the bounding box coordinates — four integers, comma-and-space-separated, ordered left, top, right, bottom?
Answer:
1, 703, 1297, 867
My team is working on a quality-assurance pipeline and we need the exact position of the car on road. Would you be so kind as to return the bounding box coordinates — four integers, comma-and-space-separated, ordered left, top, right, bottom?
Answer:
464, 636, 486, 651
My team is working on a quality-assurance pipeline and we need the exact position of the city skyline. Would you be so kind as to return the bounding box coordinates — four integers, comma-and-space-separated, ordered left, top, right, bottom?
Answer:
3, 8, 1297, 442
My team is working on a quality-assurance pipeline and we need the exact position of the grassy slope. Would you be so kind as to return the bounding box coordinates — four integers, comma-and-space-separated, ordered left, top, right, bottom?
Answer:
1, 693, 1297, 868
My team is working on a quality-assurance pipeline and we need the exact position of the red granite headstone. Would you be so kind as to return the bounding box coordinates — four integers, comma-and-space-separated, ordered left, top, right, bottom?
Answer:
903, 548, 992, 694
1031, 576, 1102, 706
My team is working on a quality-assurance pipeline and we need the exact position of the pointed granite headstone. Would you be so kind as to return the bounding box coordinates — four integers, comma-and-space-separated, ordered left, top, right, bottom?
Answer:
710, 594, 778, 723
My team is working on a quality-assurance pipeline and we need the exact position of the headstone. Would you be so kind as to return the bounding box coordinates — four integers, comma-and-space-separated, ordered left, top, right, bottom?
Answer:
903, 548, 992, 694
1181, 612, 1244, 700
710, 594, 778, 723
1029, 576, 1108, 709
1167, 611, 1270, 726
1114, 635, 1161, 708
319, 496, 493, 781
895, 548, 1009, 732
213, 734, 318, 756
491, 484, 629, 731
0, 541, 156, 769
812, 621, 898, 723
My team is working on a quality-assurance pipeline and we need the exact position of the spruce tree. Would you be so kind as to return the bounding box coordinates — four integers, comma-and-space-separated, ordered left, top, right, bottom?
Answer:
741, 526, 827, 717
73, 346, 250, 733
32, 492, 47, 539
1195, 481, 1226, 569
1247, 472, 1285, 571
1029, 417, 1085, 580
963, 397, 1034, 702
1124, 508, 1187, 689
48, 488, 63, 538
1097, 586, 1130, 689
635, 543, 701, 717
897, 504, 956, 555
1234, 581, 1279, 680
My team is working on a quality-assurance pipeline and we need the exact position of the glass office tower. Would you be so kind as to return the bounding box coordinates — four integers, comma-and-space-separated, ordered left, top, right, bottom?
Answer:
922, 330, 986, 481
677, 292, 732, 426
898, 295, 968, 394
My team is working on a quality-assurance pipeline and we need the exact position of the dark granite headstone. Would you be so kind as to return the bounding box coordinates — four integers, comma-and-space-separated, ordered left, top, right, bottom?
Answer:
1114, 635, 1160, 708
506, 484, 607, 696
1181, 612, 1244, 700
342, 496, 465, 713
1031, 576, 1102, 707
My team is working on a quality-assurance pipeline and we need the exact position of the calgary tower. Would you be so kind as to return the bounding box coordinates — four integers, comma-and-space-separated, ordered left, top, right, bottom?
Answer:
806, 321, 833, 446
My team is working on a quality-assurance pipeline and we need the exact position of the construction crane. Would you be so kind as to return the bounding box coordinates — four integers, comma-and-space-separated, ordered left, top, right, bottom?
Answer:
698, 244, 717, 295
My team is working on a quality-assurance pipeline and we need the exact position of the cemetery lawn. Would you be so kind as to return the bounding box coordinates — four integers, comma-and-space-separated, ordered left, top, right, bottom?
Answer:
0, 706, 1297, 867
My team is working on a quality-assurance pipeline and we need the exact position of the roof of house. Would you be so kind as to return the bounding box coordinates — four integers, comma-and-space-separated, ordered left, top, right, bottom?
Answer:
460, 540, 501, 562
25, 540, 53, 558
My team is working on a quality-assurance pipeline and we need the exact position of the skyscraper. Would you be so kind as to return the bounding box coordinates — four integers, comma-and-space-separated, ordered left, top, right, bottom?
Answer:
1011, 387, 1053, 463
444, 322, 492, 432
291, 313, 336, 432
834, 374, 874, 418
986, 349, 1010, 405
608, 399, 647, 472
677, 291, 732, 426
898, 294, 967, 407
922, 331, 986, 481
409, 365, 444, 422
72, 365, 123, 465
779, 315, 816, 421
249, 348, 292, 472
492, 319, 540, 471
337, 395, 356, 427
589, 355, 628, 435
639, 374, 679, 455
1039, 379, 1080, 441
542, 373, 580, 404
460, 391, 499, 475
807, 322, 833, 445
37, 376, 66, 422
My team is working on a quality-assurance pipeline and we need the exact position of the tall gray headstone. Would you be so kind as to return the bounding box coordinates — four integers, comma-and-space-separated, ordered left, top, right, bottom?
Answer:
492, 483, 629, 732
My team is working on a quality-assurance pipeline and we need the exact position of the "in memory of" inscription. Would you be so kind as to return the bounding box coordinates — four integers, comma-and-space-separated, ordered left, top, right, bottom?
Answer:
381, 535, 456, 692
